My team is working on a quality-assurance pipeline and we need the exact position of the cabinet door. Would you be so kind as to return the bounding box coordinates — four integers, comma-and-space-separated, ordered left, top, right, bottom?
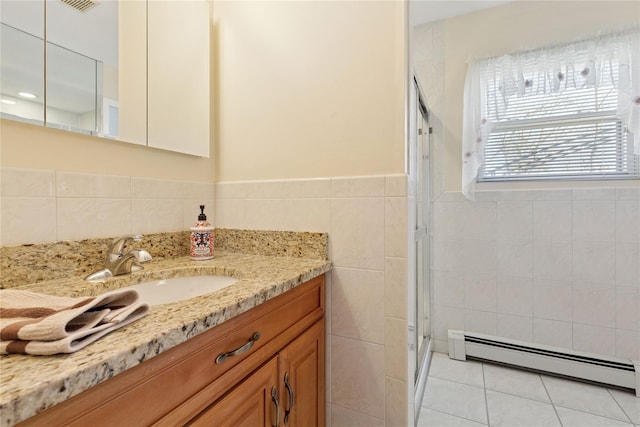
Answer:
147, 0, 210, 156
188, 357, 280, 427
278, 320, 325, 427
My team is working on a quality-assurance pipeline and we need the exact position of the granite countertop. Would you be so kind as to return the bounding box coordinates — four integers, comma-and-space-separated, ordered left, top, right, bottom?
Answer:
0, 251, 332, 426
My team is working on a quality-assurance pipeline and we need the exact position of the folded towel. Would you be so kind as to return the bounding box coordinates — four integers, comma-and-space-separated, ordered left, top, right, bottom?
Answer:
0, 288, 149, 355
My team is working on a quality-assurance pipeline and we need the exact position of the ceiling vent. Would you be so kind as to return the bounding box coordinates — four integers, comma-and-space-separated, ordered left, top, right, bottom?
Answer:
59, 0, 98, 13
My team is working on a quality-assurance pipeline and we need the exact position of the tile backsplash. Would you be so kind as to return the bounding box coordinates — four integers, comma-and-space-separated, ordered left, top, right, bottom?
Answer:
431, 187, 640, 361
0, 167, 215, 245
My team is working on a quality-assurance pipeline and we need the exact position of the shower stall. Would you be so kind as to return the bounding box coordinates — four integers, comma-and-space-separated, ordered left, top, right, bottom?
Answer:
409, 74, 432, 421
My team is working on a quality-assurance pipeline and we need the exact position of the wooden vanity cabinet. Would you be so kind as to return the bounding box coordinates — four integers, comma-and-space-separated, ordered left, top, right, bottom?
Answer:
278, 320, 324, 427
188, 356, 280, 427
19, 275, 325, 427
187, 319, 324, 427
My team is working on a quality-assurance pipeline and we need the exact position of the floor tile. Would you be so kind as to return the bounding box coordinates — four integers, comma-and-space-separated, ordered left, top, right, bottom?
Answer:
609, 389, 640, 425
331, 404, 385, 427
483, 363, 550, 403
542, 375, 629, 422
556, 406, 634, 427
422, 377, 487, 424
418, 354, 640, 427
427, 352, 485, 388
417, 408, 487, 427
486, 390, 561, 427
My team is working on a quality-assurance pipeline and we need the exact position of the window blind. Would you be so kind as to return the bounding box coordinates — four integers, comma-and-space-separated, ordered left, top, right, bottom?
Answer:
477, 42, 639, 181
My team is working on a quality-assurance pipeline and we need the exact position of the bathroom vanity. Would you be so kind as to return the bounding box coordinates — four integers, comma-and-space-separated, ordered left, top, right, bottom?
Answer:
19, 276, 325, 426
0, 246, 331, 427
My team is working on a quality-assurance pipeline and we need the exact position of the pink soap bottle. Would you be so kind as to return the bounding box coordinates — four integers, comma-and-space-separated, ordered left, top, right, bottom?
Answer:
190, 205, 214, 260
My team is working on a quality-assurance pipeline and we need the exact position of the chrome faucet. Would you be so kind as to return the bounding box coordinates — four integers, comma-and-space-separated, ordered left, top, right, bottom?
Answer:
105, 235, 153, 275
85, 235, 152, 282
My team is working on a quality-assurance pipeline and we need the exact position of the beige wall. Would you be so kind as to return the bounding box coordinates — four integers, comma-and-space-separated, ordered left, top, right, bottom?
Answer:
2, 0, 405, 184
0, 119, 215, 181
212, 0, 406, 182
440, 0, 640, 192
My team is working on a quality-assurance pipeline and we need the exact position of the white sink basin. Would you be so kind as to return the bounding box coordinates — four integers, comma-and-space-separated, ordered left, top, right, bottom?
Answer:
126, 275, 238, 306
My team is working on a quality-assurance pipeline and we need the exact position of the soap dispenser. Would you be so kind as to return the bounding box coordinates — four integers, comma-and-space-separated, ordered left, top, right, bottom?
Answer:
190, 205, 214, 260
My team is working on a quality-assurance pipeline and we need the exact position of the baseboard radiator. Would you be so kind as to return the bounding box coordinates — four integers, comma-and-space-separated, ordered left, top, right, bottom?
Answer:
448, 330, 640, 397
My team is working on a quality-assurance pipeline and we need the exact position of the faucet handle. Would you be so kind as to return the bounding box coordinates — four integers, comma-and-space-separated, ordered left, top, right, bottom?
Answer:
109, 234, 143, 255
131, 249, 152, 263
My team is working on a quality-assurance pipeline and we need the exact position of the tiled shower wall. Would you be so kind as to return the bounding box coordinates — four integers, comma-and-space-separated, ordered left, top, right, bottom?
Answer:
414, 18, 639, 363
431, 188, 640, 361
0, 167, 214, 245
215, 175, 410, 427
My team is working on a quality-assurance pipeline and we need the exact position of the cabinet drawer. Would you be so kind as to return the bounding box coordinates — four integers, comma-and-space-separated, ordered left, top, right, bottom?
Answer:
19, 275, 325, 427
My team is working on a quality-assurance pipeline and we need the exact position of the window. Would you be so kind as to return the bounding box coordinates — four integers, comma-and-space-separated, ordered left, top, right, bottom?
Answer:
462, 30, 640, 200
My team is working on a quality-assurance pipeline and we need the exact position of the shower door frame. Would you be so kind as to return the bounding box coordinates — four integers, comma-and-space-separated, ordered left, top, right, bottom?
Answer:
410, 74, 432, 424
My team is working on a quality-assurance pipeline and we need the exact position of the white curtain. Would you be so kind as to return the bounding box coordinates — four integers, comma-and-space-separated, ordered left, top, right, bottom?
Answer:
461, 30, 640, 200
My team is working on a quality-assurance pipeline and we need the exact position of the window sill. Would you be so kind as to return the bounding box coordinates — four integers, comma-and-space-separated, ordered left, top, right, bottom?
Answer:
475, 178, 639, 193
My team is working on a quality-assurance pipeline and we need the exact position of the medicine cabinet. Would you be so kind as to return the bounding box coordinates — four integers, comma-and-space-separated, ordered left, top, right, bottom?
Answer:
0, 0, 210, 157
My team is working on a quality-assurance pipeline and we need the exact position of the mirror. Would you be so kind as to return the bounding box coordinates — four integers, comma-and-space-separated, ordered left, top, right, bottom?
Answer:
0, 0, 126, 138
0, 1, 45, 125
0, 0, 209, 156
45, 0, 115, 136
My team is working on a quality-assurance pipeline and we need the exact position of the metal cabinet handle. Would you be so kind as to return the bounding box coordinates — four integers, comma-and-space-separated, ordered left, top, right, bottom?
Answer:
271, 386, 281, 427
215, 332, 261, 364
283, 372, 294, 425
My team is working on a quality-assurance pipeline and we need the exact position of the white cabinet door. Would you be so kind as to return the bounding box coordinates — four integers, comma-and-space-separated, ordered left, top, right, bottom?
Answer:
148, 0, 210, 157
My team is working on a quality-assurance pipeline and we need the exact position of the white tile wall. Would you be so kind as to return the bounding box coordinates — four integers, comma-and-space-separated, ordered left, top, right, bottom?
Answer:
384, 257, 408, 320
1, 167, 55, 197
331, 405, 385, 427
215, 174, 410, 426
573, 201, 616, 242
533, 318, 574, 348
0, 167, 214, 245
331, 267, 385, 344
385, 376, 408, 427
331, 198, 385, 270
432, 187, 640, 361
533, 201, 572, 241
533, 280, 573, 322
497, 313, 533, 342
413, 20, 445, 201
497, 200, 532, 239
58, 198, 132, 240
2, 197, 57, 244
385, 317, 408, 380
331, 335, 386, 420
497, 240, 533, 278
497, 276, 532, 316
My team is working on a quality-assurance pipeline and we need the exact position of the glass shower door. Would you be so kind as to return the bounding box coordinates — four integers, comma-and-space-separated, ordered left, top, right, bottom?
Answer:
415, 88, 431, 382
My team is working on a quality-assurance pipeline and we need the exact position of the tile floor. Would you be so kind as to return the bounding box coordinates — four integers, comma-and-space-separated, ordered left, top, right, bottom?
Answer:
418, 352, 640, 427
